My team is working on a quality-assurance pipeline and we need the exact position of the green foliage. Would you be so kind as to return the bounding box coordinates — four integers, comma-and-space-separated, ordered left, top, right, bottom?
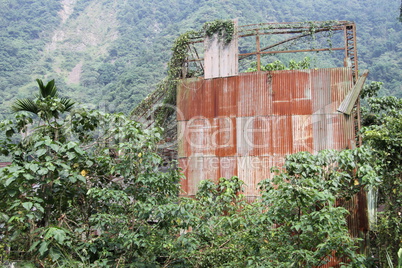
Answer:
12, 79, 75, 121
1, 80, 379, 266
131, 19, 235, 127
0, 82, 181, 266
361, 81, 383, 99
361, 83, 402, 266
246, 57, 311, 72
400, 1, 402, 22
167, 148, 376, 267
0, 0, 61, 115
1, 0, 402, 116
387, 248, 402, 268
203, 19, 236, 44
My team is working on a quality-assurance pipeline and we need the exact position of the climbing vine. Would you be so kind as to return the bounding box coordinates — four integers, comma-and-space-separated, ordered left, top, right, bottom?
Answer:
203, 20, 235, 44
131, 20, 340, 128
131, 20, 236, 127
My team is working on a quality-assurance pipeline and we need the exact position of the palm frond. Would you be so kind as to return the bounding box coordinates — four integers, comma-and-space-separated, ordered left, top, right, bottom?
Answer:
11, 98, 39, 114
61, 98, 76, 112
36, 79, 58, 98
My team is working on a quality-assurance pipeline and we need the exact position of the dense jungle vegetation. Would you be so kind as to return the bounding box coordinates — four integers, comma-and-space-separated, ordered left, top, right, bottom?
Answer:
0, 79, 401, 267
0, 0, 402, 267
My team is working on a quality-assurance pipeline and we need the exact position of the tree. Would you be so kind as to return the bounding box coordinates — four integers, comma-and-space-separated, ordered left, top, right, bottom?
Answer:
361, 82, 402, 266
11, 79, 75, 122
0, 80, 181, 266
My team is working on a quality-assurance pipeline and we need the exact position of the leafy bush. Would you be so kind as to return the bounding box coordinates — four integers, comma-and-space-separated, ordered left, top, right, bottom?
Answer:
0, 80, 181, 266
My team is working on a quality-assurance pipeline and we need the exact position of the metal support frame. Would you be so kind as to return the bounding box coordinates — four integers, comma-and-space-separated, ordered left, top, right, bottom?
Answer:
344, 24, 359, 80
343, 23, 361, 146
183, 21, 363, 144
186, 21, 359, 74
256, 30, 261, 71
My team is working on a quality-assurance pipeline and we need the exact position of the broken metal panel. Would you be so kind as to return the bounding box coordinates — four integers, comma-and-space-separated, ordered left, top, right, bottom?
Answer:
338, 70, 369, 115
330, 68, 354, 112
312, 113, 355, 152
310, 68, 354, 115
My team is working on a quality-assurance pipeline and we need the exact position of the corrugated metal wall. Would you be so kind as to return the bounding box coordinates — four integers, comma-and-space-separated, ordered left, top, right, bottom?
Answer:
178, 68, 355, 197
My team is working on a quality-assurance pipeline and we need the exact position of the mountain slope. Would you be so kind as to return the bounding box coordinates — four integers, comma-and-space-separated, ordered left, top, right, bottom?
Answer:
0, 0, 401, 118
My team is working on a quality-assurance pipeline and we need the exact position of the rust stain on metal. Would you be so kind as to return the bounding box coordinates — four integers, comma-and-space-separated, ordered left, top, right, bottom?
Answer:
173, 20, 363, 267
178, 68, 356, 197
177, 68, 365, 266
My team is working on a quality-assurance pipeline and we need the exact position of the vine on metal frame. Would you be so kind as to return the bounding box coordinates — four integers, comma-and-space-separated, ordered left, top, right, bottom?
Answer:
203, 20, 235, 44
132, 20, 340, 127
131, 20, 236, 127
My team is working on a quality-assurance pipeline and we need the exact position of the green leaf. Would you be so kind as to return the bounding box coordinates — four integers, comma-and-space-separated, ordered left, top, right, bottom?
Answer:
50, 143, 60, 152
34, 141, 45, 148
34, 203, 44, 213
28, 240, 41, 252
11, 98, 39, 114
22, 202, 33, 211
37, 168, 49, 175
67, 141, 76, 149
36, 149, 47, 157
74, 147, 85, 155
6, 129, 15, 137
67, 151, 76, 160
45, 227, 68, 244
4, 177, 16, 187
28, 163, 39, 173
39, 241, 49, 256
77, 175, 86, 183
49, 247, 62, 261
7, 189, 17, 197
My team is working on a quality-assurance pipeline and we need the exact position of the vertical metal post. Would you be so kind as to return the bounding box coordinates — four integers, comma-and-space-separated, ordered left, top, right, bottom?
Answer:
256, 30, 261, 71
344, 24, 358, 81
344, 23, 362, 146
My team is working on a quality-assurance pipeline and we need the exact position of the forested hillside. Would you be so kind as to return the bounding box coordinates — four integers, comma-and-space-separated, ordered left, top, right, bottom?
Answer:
0, 0, 401, 117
